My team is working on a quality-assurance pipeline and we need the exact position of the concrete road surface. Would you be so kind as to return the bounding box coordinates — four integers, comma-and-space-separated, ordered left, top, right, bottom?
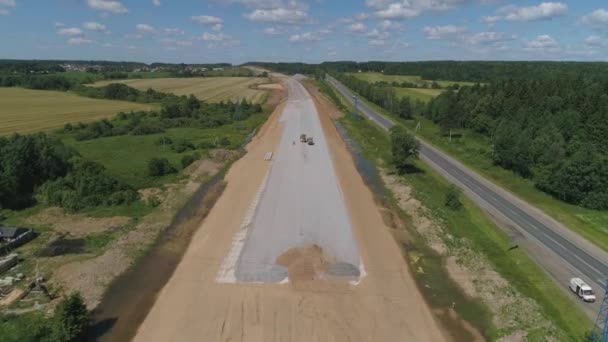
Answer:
326, 75, 608, 319
233, 77, 360, 282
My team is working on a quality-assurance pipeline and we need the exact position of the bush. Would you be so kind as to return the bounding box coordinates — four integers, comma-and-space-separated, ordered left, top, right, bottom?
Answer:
390, 126, 419, 172
197, 141, 216, 149
171, 139, 195, 153
219, 136, 231, 147
154, 136, 173, 146
181, 154, 197, 168
147, 158, 177, 177
37, 159, 138, 211
445, 186, 463, 210
51, 292, 89, 342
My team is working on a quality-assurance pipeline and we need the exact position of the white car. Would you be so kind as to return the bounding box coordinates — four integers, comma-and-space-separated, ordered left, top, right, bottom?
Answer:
569, 278, 596, 302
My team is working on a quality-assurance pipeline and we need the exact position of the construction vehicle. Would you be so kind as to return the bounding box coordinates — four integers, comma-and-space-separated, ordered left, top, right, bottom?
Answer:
307, 137, 314, 145
570, 278, 596, 302
300, 134, 307, 143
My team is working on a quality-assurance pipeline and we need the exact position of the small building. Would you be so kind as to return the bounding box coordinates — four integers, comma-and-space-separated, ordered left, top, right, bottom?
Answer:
0, 227, 31, 243
0, 227, 35, 255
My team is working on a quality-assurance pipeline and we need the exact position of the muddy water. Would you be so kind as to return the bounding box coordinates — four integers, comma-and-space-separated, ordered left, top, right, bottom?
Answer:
87, 172, 227, 342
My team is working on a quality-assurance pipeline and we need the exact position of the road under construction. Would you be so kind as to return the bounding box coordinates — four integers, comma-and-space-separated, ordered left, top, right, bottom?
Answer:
132, 76, 447, 341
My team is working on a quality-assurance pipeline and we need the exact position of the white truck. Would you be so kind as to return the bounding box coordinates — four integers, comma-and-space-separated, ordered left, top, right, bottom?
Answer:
569, 278, 596, 302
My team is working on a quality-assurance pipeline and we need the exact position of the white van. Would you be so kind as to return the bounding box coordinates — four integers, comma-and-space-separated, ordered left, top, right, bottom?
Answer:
569, 278, 596, 302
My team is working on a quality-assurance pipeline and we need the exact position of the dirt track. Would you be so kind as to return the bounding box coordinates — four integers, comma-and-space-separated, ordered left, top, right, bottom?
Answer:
132, 78, 445, 342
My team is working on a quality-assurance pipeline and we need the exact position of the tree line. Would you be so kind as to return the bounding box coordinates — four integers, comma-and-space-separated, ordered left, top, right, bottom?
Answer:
0, 133, 137, 211
327, 68, 608, 210
332, 73, 419, 120
247, 61, 608, 83
425, 78, 608, 209
62, 94, 262, 141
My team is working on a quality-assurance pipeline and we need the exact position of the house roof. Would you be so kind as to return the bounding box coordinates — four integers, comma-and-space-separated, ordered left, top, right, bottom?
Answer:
0, 227, 28, 238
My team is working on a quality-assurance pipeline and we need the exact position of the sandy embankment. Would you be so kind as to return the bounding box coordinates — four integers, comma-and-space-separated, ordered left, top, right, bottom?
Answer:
132, 78, 445, 342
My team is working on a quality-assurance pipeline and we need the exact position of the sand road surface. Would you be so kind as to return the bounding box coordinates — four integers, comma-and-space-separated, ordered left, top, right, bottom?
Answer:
132, 77, 445, 342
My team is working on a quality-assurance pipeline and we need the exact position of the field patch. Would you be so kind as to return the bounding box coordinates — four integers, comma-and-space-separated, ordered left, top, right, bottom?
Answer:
393, 87, 443, 103
93, 77, 268, 103
350, 72, 476, 88
0, 88, 155, 135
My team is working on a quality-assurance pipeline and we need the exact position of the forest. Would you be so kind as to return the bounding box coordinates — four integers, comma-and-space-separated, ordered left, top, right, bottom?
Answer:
0, 133, 137, 211
425, 78, 608, 209
332, 73, 418, 120
250, 61, 608, 83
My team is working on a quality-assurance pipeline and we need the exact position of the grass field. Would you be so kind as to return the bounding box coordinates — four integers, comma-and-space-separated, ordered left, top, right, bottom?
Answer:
0, 88, 155, 135
93, 77, 268, 103
350, 72, 477, 88
393, 87, 442, 103
61, 110, 269, 189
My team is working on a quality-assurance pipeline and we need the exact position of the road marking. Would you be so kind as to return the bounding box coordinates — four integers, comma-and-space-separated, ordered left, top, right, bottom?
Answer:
216, 170, 270, 283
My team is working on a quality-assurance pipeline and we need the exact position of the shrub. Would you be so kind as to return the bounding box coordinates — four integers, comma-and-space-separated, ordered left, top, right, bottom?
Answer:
154, 136, 173, 146
147, 158, 177, 177
51, 292, 89, 342
171, 139, 195, 153
445, 186, 463, 210
181, 154, 197, 168
219, 136, 231, 147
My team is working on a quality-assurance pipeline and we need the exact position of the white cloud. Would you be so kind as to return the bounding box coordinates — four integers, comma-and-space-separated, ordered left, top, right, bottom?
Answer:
136, 24, 155, 33
288, 31, 320, 43
55, 22, 66, 28
124, 33, 144, 40
0, 0, 15, 7
580, 9, 608, 28
466, 31, 516, 45
369, 39, 386, 46
263, 27, 282, 35
378, 19, 402, 31
152, 0, 161, 6
366, 28, 390, 40
87, 0, 128, 14
82, 22, 107, 32
348, 22, 367, 33
245, 8, 307, 24
163, 28, 184, 36
57, 27, 83, 36
368, 0, 478, 19
192, 15, 223, 25
584, 35, 608, 47
67, 37, 94, 45
0, 0, 15, 15
483, 2, 567, 23
221, 0, 282, 8
423, 25, 466, 40
201, 32, 231, 42
212, 23, 224, 31
523, 34, 559, 51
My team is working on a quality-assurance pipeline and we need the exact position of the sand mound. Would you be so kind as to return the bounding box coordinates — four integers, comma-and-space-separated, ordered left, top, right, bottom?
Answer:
276, 244, 330, 282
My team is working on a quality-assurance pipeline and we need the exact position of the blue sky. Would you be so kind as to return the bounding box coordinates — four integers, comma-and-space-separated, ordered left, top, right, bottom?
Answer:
1, 0, 608, 64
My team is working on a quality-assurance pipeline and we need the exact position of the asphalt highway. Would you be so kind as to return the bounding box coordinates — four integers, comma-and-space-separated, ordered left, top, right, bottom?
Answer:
326, 75, 608, 318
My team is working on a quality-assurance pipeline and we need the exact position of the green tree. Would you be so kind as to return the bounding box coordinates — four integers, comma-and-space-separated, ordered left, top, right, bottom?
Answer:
390, 126, 419, 172
51, 293, 89, 342
445, 186, 463, 210
147, 158, 177, 177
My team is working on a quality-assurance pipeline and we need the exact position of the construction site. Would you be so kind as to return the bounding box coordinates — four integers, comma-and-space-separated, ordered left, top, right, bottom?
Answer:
131, 76, 446, 341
